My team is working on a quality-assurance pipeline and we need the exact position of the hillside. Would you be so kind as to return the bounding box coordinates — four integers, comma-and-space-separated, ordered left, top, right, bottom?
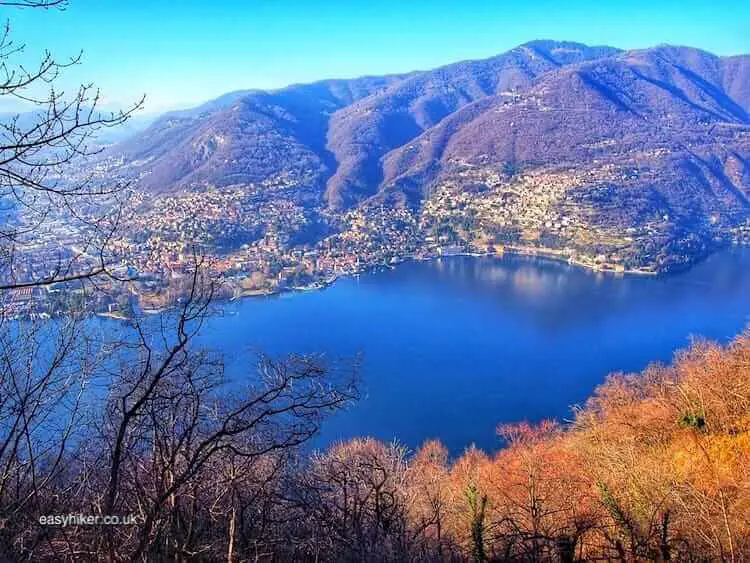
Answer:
324, 40, 621, 207
288, 331, 750, 561
105, 40, 618, 200
379, 46, 750, 269
110, 75, 408, 193
100, 42, 750, 273
17, 326, 750, 561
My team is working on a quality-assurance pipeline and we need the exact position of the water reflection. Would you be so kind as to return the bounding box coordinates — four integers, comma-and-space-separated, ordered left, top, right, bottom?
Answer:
379, 250, 750, 332
198, 248, 750, 454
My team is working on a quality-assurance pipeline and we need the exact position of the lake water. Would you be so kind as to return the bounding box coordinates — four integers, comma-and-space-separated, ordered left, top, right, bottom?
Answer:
195, 248, 750, 454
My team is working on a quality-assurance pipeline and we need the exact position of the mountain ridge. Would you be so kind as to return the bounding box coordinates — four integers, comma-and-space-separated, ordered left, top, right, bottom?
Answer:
99, 41, 750, 273
108, 40, 622, 198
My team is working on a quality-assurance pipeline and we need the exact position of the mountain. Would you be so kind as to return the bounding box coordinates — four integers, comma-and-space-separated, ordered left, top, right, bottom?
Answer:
111, 75, 409, 193
101, 41, 750, 272
375, 46, 749, 268
384, 47, 750, 190
324, 41, 621, 208
105, 41, 618, 201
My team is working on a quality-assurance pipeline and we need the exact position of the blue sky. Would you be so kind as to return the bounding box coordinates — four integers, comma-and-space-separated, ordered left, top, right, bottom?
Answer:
5, 0, 750, 113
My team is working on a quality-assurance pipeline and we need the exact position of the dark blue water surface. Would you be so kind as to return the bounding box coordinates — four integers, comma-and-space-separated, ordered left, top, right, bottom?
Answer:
194, 248, 750, 454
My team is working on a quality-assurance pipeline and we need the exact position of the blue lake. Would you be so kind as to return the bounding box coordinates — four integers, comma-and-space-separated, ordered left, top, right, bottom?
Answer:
194, 248, 750, 454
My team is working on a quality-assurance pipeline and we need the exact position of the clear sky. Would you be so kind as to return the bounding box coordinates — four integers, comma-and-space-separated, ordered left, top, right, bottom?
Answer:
5, 0, 750, 114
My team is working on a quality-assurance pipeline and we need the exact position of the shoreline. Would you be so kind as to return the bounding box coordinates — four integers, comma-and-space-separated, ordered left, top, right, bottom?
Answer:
97, 311, 131, 321
228, 246, 665, 307
244, 239, 750, 304
166, 245, 731, 311
490, 246, 658, 276
42, 242, 748, 322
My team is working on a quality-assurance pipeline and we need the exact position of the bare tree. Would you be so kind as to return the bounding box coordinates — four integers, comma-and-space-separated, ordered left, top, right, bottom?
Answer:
0, 0, 143, 294
0, 261, 359, 561
0, 6, 363, 562
290, 438, 413, 562
0, 315, 93, 555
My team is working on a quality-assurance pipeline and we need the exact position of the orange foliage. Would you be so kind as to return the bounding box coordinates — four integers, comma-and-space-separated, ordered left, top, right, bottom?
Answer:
321, 331, 750, 561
